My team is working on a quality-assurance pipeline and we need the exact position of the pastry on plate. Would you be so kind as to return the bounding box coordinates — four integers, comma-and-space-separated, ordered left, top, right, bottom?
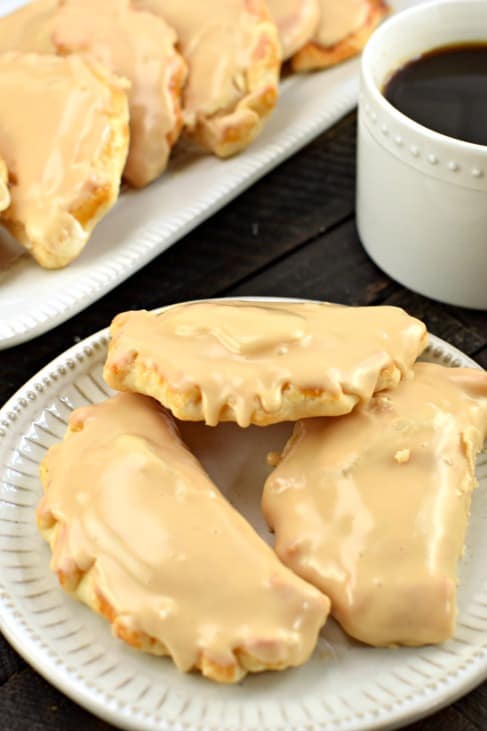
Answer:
0, 52, 129, 269
103, 301, 428, 427
51, 0, 186, 188
263, 363, 487, 646
266, 0, 319, 61
292, 0, 389, 72
38, 393, 330, 683
133, 0, 281, 157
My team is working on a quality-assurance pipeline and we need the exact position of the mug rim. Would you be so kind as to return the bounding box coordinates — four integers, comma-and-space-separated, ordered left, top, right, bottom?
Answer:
361, 0, 487, 155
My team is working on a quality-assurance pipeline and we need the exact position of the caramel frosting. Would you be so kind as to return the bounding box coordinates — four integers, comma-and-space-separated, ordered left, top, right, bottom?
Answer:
104, 301, 427, 427
50, 0, 186, 188
133, 0, 279, 127
263, 363, 487, 646
314, 0, 369, 48
0, 0, 57, 53
38, 393, 329, 681
267, 0, 319, 60
0, 52, 129, 268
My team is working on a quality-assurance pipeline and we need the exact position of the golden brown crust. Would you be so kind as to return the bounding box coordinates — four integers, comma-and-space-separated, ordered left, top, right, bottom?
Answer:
266, 0, 320, 61
38, 421, 325, 683
104, 304, 428, 426
104, 344, 406, 426
135, 0, 281, 158
0, 57, 129, 269
0, 0, 58, 54
40, 465, 306, 684
52, 2, 187, 189
291, 0, 389, 72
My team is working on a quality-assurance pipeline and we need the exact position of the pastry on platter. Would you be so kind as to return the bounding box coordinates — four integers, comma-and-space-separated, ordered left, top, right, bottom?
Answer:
103, 301, 428, 427
263, 363, 487, 646
38, 393, 330, 683
0, 0, 57, 53
0, 52, 129, 268
133, 0, 281, 157
266, 0, 319, 61
0, 0, 187, 189
292, 0, 389, 72
51, 0, 186, 188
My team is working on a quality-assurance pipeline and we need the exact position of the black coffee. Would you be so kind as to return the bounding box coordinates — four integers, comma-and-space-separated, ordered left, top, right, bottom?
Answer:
384, 43, 487, 146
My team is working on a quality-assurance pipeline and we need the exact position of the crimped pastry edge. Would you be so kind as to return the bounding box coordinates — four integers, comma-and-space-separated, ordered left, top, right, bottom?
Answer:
37, 424, 325, 683
291, 0, 390, 72
0, 54, 129, 269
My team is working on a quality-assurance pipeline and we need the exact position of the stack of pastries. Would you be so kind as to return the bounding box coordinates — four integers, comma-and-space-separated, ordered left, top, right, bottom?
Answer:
38, 301, 487, 683
0, 0, 389, 268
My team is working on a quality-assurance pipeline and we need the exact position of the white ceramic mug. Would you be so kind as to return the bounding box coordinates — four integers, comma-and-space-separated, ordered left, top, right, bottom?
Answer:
357, 0, 487, 309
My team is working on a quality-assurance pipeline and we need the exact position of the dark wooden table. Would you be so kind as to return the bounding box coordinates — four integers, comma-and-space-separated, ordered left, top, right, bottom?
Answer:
1, 113, 486, 730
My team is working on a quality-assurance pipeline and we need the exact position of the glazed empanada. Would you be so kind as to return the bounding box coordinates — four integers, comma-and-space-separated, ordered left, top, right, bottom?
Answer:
0, 0, 57, 53
0, 52, 129, 268
266, 0, 319, 61
263, 363, 487, 646
0, 0, 187, 189
292, 0, 389, 72
103, 301, 427, 427
51, 0, 187, 188
38, 393, 329, 683
133, 0, 281, 157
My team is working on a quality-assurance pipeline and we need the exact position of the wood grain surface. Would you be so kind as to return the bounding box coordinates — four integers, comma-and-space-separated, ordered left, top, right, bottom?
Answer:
0, 113, 486, 730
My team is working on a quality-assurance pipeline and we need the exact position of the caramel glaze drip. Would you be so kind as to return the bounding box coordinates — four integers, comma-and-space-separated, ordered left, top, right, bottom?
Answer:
38, 393, 329, 679
263, 363, 487, 646
105, 301, 427, 426
51, 0, 186, 188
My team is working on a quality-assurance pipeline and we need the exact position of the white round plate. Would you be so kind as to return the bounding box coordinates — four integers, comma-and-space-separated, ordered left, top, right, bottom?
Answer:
0, 299, 486, 731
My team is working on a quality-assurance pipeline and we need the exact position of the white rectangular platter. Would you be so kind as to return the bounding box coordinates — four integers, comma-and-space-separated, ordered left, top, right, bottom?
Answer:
0, 0, 422, 349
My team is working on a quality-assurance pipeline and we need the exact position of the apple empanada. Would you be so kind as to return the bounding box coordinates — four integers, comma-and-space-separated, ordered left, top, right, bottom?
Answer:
263, 363, 487, 646
133, 0, 281, 157
291, 0, 389, 72
0, 0, 187, 189
266, 0, 319, 61
0, 0, 57, 54
103, 301, 427, 427
38, 393, 329, 683
51, 0, 187, 188
0, 52, 129, 268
